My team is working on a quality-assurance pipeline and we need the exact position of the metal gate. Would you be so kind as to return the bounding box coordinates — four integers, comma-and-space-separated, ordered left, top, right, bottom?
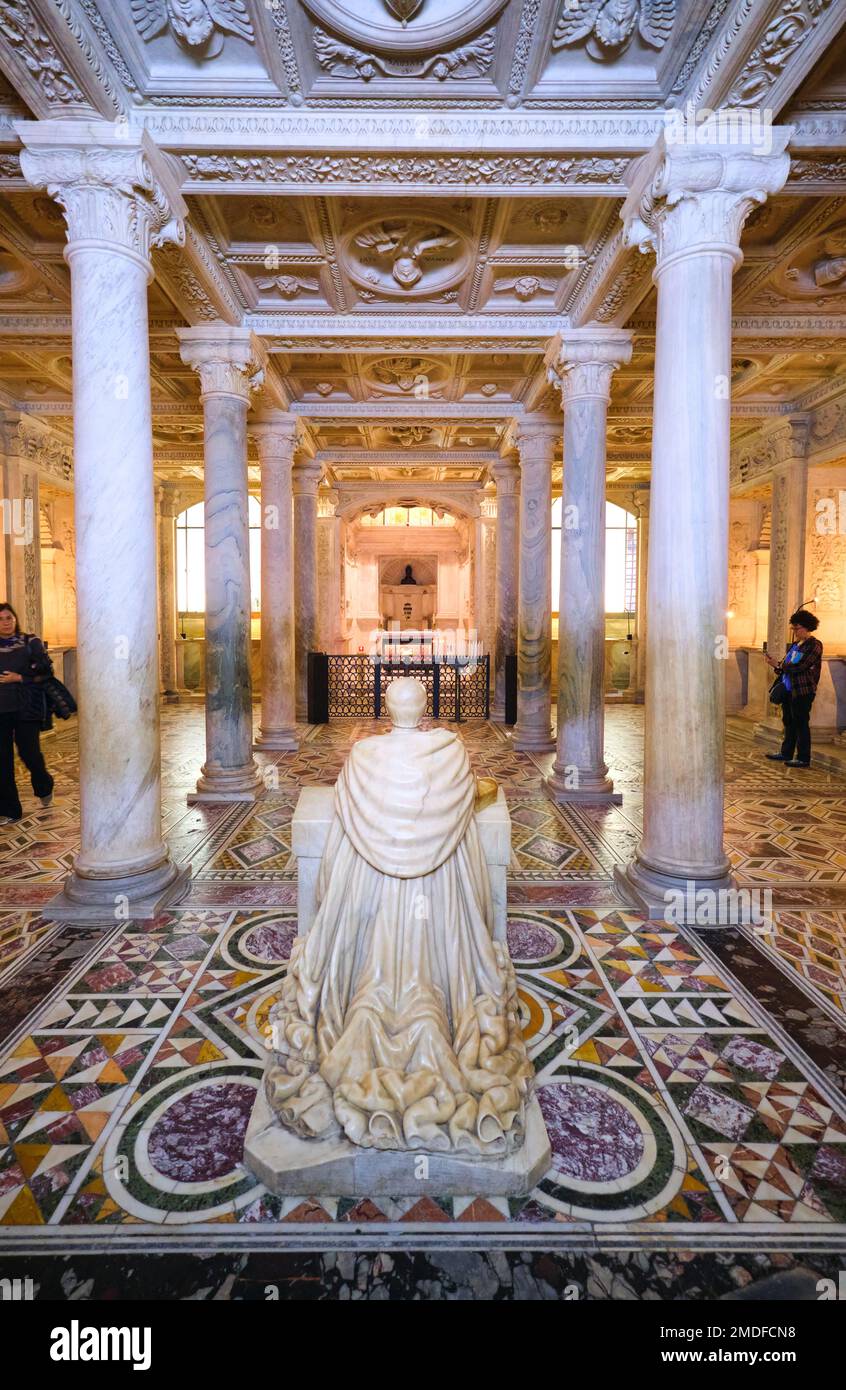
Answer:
321, 654, 490, 721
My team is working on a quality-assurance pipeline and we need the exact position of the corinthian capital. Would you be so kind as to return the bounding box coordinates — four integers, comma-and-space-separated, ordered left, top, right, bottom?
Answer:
621, 130, 792, 272
177, 327, 267, 402
546, 325, 633, 404
15, 120, 186, 268
250, 411, 301, 462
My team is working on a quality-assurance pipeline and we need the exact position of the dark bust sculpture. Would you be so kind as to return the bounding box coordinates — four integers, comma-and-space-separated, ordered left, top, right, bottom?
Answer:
400, 564, 417, 585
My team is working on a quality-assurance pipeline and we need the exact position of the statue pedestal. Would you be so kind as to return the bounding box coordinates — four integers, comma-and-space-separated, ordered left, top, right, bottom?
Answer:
292, 784, 510, 943
244, 1084, 551, 1197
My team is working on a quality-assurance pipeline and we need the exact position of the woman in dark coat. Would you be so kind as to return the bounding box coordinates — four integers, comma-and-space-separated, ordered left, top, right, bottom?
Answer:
765, 608, 823, 769
0, 602, 55, 822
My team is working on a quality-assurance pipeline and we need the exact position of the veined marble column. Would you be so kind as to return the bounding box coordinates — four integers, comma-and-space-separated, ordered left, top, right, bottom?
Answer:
293, 457, 322, 720
251, 413, 298, 751
766, 419, 811, 658
157, 485, 180, 701
616, 131, 791, 917
546, 328, 632, 802
513, 422, 558, 751
632, 490, 650, 702
17, 120, 189, 919
178, 327, 266, 800
490, 458, 519, 720
317, 487, 341, 653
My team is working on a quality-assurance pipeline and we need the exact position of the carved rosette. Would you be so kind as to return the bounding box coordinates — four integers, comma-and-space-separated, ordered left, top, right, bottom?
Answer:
177, 328, 267, 403
621, 134, 793, 273
547, 327, 633, 404
16, 125, 186, 271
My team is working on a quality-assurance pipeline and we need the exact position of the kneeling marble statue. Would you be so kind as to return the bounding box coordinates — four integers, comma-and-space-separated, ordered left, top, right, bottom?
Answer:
247, 677, 549, 1194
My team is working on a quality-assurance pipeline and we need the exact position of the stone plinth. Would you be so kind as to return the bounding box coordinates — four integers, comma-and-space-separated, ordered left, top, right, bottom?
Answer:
244, 1084, 551, 1197
292, 783, 511, 943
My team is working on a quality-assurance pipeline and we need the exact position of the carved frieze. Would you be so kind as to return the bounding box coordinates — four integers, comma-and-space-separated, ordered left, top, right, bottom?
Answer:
313, 26, 496, 82
178, 152, 632, 193
0, 2, 85, 107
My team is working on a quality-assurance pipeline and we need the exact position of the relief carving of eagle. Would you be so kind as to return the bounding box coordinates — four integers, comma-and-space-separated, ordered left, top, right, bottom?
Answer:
553, 0, 675, 62
130, 0, 254, 57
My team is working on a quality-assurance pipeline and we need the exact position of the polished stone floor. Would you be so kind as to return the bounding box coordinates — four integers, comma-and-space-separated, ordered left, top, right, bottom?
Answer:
0, 706, 845, 1297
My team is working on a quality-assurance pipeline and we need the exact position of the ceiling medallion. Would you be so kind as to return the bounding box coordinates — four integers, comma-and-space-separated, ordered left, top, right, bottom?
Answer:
343, 216, 470, 300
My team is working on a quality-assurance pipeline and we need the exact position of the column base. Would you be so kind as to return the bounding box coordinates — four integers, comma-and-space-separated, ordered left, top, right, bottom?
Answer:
753, 718, 782, 747
512, 725, 555, 753
43, 860, 191, 924
188, 760, 264, 803
546, 765, 621, 805
253, 728, 298, 752
614, 857, 736, 925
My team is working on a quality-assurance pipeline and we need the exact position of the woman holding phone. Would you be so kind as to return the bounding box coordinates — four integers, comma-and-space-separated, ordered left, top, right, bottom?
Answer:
765, 609, 823, 769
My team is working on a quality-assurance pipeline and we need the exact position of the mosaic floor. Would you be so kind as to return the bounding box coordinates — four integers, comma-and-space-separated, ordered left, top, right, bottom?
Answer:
1, 707, 845, 1283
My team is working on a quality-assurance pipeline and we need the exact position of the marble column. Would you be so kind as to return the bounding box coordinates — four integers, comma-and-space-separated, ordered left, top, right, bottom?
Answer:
632, 489, 650, 702
547, 327, 632, 802
157, 485, 180, 701
616, 131, 791, 917
513, 421, 558, 751
317, 487, 341, 653
766, 418, 811, 658
17, 120, 189, 919
293, 457, 322, 720
490, 458, 519, 719
251, 413, 298, 751
178, 327, 266, 800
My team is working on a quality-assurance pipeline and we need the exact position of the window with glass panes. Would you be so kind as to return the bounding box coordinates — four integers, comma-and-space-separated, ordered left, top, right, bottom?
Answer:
551, 499, 637, 615
176, 497, 262, 615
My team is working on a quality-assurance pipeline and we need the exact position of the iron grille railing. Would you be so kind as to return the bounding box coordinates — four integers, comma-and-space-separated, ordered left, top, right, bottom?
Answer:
322, 655, 490, 721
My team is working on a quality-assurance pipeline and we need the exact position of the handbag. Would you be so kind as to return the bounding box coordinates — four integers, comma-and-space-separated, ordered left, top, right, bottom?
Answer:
42, 675, 77, 720
768, 676, 787, 705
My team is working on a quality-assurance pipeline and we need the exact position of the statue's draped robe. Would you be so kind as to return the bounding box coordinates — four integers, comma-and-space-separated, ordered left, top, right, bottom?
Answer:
267, 726, 532, 1155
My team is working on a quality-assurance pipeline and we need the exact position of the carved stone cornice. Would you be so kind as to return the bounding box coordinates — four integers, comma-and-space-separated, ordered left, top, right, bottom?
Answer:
622, 132, 793, 273
177, 327, 267, 403
10, 414, 73, 484
546, 326, 633, 404
15, 121, 186, 270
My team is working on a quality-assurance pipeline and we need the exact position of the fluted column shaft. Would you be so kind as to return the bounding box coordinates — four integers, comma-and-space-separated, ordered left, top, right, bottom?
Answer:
252, 414, 298, 750
17, 120, 188, 918
547, 328, 632, 802
513, 421, 558, 751
617, 131, 791, 916
293, 459, 322, 720
178, 327, 266, 800
490, 459, 519, 720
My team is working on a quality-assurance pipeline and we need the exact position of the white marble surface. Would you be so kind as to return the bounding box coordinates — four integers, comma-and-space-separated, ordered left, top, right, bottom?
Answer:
293, 782, 511, 942
292, 458, 322, 720
513, 420, 558, 751
17, 126, 188, 914
252, 415, 298, 750
178, 328, 265, 799
547, 328, 631, 801
490, 458, 519, 720
618, 135, 791, 911
266, 677, 533, 1157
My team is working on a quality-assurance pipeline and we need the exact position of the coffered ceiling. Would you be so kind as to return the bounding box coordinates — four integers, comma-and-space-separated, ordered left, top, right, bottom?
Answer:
0, 0, 845, 494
